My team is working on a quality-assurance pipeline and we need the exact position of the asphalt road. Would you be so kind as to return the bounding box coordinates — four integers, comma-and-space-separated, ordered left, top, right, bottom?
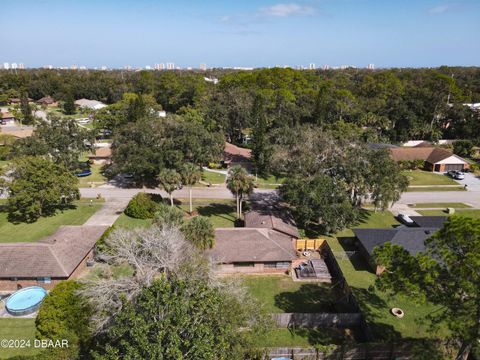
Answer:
80, 186, 480, 208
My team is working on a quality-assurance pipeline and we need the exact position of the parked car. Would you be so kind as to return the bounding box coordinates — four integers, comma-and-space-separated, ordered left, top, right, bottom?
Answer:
454, 171, 465, 180
398, 213, 414, 226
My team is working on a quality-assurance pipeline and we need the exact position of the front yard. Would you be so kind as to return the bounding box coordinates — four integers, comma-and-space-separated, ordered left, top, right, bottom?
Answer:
77, 164, 107, 187
242, 276, 336, 313
0, 198, 103, 243
402, 170, 458, 186
418, 209, 480, 219
326, 210, 450, 341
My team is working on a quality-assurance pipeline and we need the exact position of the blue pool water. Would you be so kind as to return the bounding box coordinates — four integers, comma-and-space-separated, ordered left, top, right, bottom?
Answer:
6, 287, 47, 315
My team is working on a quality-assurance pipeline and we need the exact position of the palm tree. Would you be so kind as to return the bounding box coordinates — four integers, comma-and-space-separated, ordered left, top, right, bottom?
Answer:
180, 163, 202, 214
157, 168, 181, 206
181, 216, 215, 250
226, 165, 254, 219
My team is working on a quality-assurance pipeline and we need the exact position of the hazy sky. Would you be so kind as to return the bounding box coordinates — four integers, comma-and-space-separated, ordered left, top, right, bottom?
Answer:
1, 0, 479, 68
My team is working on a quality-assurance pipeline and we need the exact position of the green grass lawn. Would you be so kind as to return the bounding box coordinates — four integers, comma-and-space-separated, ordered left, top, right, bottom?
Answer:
242, 276, 335, 313
78, 164, 107, 187
177, 202, 236, 228
326, 210, 450, 340
0, 160, 9, 169
402, 170, 458, 185
113, 213, 153, 229
406, 186, 465, 192
408, 202, 471, 208
254, 175, 286, 189
201, 170, 226, 184
114, 200, 237, 229
0, 319, 41, 359
0, 198, 103, 243
418, 209, 480, 219
251, 327, 349, 348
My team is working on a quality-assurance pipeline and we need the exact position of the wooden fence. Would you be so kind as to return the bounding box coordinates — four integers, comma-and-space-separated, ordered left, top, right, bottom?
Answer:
273, 313, 363, 328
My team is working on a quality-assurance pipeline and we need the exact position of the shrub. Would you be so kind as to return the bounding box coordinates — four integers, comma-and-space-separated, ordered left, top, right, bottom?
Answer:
35, 281, 92, 359
153, 203, 185, 227
124, 192, 162, 219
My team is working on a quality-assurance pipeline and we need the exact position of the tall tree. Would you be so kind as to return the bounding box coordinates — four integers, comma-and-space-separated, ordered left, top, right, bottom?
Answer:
63, 93, 76, 115
374, 216, 480, 360
226, 165, 254, 219
251, 95, 271, 176
157, 168, 181, 206
11, 116, 93, 170
0, 156, 79, 222
180, 163, 201, 214
19, 91, 34, 125
280, 174, 358, 233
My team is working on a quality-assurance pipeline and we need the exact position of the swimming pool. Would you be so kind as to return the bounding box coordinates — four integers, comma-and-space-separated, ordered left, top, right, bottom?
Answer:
5, 287, 47, 316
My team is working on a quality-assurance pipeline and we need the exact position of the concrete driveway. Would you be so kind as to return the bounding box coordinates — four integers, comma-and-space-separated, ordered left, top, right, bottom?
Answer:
452, 172, 480, 192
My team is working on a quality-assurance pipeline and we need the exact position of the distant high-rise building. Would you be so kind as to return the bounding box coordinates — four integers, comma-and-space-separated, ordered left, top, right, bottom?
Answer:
124, 65, 132, 70
79, 65, 87, 70
309, 63, 316, 70
3, 62, 10, 70
154, 63, 165, 70
367, 63, 375, 70
71, 65, 78, 70
199, 63, 207, 71
101, 66, 107, 70
166, 62, 175, 70
322, 64, 330, 70
11, 63, 18, 69
18, 63, 25, 69
145, 65, 152, 70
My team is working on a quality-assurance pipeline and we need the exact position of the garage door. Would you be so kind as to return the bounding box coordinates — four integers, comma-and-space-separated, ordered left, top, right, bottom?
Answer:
444, 164, 464, 171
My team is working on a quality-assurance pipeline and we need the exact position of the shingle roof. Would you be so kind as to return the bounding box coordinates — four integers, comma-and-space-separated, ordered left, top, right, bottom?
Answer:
410, 216, 448, 228
244, 211, 299, 238
208, 228, 297, 263
224, 142, 251, 163
389, 147, 467, 164
0, 226, 107, 278
353, 227, 439, 256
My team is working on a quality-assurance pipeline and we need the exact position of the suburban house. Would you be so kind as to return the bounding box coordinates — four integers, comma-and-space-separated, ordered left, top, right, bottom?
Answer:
1, 112, 15, 125
88, 147, 112, 164
223, 142, 252, 169
389, 147, 469, 172
36, 96, 57, 106
353, 216, 447, 275
208, 211, 299, 273
74, 98, 107, 110
0, 225, 107, 291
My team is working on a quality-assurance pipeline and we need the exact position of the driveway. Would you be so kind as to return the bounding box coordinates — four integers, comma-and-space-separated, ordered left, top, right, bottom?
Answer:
452, 172, 480, 192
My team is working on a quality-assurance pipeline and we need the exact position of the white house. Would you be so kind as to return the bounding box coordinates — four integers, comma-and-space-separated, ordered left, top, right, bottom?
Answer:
74, 99, 107, 110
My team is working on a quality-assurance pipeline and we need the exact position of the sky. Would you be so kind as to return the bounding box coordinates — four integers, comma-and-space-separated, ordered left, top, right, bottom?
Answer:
1, 0, 479, 68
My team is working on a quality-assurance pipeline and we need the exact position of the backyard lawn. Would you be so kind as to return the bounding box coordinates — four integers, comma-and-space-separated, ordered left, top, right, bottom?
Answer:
242, 276, 336, 313
0, 198, 103, 243
418, 209, 480, 219
326, 210, 450, 340
0, 318, 40, 359
78, 164, 107, 187
402, 170, 458, 185
0, 160, 8, 169
251, 327, 350, 347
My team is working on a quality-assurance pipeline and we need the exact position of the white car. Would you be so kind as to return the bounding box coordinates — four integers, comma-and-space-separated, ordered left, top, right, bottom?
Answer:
454, 171, 465, 180
398, 213, 414, 226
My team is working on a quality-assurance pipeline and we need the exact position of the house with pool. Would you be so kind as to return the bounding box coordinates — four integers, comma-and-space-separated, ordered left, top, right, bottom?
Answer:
0, 225, 107, 291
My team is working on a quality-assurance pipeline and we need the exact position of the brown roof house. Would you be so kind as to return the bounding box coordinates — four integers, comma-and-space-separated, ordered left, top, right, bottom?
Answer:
223, 142, 252, 169
36, 96, 57, 106
390, 147, 469, 172
89, 147, 112, 164
207, 211, 298, 274
0, 225, 107, 291
1, 112, 15, 125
